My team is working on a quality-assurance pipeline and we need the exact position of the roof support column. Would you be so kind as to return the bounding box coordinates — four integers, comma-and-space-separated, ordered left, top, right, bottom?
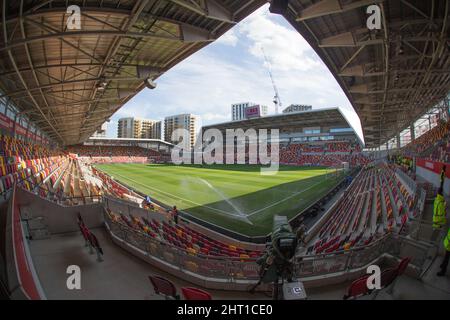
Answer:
396, 133, 401, 149
410, 123, 415, 142
445, 97, 450, 120
3, 97, 9, 115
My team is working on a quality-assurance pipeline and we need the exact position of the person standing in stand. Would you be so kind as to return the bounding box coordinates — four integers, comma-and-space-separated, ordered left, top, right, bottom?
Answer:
437, 227, 450, 277
172, 205, 179, 225
440, 165, 446, 189
432, 188, 447, 242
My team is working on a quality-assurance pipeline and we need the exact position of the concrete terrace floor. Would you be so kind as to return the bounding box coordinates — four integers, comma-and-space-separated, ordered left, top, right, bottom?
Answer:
28, 228, 450, 300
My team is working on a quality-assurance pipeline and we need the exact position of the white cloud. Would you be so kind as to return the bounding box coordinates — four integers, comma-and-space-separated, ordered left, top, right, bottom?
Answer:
238, 8, 322, 72
215, 29, 238, 47
151, 52, 275, 121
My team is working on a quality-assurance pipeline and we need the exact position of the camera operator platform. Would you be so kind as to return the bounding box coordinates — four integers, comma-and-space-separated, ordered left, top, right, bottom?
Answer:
251, 215, 307, 300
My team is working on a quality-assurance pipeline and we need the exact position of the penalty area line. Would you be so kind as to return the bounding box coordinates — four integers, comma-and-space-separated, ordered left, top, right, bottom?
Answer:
246, 178, 329, 217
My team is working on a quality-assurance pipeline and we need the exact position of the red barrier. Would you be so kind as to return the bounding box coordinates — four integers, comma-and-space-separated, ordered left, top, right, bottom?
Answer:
0, 113, 13, 131
11, 188, 43, 300
416, 158, 450, 179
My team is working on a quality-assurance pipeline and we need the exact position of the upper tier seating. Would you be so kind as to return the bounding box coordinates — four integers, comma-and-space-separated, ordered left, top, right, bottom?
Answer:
402, 119, 450, 160
428, 140, 450, 163
66, 145, 169, 163
0, 134, 68, 195
279, 142, 370, 167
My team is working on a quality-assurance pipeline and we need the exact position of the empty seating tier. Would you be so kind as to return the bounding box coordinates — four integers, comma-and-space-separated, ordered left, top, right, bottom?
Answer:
308, 164, 417, 255
106, 209, 262, 260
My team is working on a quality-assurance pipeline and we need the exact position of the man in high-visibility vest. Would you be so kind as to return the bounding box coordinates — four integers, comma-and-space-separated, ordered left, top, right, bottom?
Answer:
431, 188, 447, 242
433, 188, 447, 228
437, 228, 450, 276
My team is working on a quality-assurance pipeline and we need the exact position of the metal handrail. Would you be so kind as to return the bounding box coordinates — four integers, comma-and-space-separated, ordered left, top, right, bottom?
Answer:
105, 208, 435, 283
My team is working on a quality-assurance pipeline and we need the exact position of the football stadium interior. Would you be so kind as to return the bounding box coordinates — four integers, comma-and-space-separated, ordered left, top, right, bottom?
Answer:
0, 0, 449, 301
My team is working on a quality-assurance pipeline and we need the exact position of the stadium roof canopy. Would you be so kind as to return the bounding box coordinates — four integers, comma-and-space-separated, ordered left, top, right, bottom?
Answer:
0, 0, 265, 146
283, 0, 450, 147
1, 1, 449, 148
85, 136, 173, 147
202, 107, 363, 144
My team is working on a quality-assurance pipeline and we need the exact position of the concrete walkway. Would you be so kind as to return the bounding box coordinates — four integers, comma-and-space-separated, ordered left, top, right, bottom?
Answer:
28, 227, 450, 300
29, 228, 269, 300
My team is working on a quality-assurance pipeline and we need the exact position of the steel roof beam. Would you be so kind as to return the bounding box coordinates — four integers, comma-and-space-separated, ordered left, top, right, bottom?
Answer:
2, 0, 64, 144
296, 0, 385, 21
21, 97, 122, 114
399, 0, 430, 19
18, 0, 58, 141
169, 0, 235, 23
0, 63, 156, 78
4, 7, 217, 40
319, 32, 446, 48
339, 64, 449, 77
319, 31, 384, 47
0, 30, 190, 53
0, 76, 144, 98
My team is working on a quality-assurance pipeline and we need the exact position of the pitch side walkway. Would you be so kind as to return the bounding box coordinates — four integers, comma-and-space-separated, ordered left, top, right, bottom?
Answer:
28, 228, 268, 300
26, 227, 450, 300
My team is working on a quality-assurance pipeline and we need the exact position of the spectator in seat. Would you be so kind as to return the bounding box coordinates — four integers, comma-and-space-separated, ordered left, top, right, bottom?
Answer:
437, 227, 450, 277
296, 224, 307, 247
172, 206, 179, 225
346, 175, 353, 187
432, 188, 447, 242
142, 195, 153, 209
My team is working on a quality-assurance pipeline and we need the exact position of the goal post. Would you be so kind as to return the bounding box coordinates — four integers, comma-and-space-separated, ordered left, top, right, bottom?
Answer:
325, 162, 348, 181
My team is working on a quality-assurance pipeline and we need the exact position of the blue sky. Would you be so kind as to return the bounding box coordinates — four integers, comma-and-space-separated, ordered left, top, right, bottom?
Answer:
106, 4, 363, 142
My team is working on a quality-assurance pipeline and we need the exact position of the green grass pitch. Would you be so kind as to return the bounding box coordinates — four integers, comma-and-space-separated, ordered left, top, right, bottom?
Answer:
96, 163, 341, 236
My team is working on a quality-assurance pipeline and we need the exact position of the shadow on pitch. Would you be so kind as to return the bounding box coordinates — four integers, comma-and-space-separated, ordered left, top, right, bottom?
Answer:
145, 163, 330, 173
180, 173, 338, 236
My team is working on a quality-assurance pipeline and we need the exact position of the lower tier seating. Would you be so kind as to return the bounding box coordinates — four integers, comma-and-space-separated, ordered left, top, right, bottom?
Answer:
307, 163, 417, 255
106, 209, 262, 260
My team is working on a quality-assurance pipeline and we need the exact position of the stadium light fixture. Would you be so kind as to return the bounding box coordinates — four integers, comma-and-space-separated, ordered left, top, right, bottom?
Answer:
137, 66, 159, 90
144, 77, 157, 90
96, 78, 108, 91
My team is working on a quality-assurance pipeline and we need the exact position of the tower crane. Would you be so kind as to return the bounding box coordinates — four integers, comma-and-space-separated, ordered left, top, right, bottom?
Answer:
261, 47, 282, 114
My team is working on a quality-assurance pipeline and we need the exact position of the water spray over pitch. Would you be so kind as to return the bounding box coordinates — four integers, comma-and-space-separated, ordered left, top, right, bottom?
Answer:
197, 177, 253, 225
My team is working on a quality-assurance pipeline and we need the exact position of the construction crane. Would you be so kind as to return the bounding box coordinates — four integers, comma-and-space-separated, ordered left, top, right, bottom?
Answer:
261, 47, 282, 114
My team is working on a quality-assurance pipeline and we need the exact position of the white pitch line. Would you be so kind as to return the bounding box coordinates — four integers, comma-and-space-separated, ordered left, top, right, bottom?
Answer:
246, 178, 327, 217
110, 172, 243, 217
110, 171, 329, 220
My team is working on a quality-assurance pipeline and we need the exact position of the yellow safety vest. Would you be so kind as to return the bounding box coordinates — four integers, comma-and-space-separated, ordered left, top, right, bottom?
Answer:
433, 194, 447, 229
444, 228, 450, 252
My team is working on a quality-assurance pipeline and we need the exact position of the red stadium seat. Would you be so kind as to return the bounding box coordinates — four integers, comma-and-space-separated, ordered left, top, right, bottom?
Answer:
343, 275, 371, 300
181, 287, 212, 300
371, 268, 398, 300
396, 257, 411, 276
148, 276, 179, 300
381, 268, 397, 288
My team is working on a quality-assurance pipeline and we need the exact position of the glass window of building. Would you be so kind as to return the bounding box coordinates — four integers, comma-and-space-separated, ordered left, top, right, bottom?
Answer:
330, 128, 353, 133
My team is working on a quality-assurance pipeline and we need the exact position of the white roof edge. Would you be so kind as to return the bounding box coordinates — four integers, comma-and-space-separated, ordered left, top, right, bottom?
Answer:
87, 137, 173, 146
204, 107, 342, 129
335, 107, 365, 147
